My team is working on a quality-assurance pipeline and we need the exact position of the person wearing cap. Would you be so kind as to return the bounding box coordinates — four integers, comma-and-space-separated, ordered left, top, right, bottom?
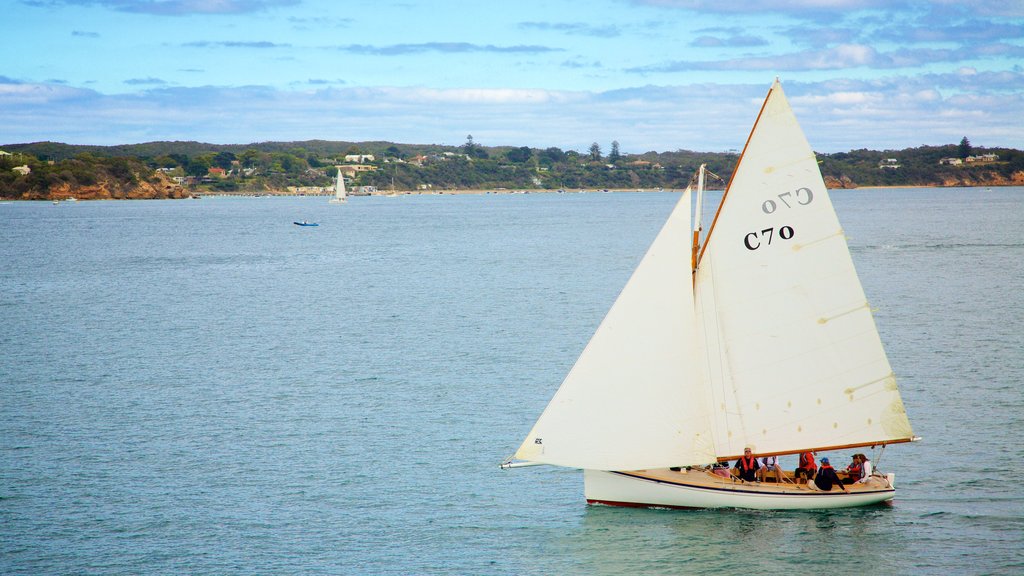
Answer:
812, 457, 849, 493
732, 447, 760, 482
841, 454, 863, 485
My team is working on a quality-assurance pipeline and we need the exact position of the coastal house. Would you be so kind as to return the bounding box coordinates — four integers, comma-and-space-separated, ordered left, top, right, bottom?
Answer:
940, 154, 998, 166
338, 164, 377, 177
879, 158, 900, 169
12, 165, 31, 175
344, 154, 375, 163
208, 167, 227, 178
967, 153, 998, 163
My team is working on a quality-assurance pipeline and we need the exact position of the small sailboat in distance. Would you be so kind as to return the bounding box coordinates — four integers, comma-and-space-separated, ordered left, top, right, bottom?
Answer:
329, 167, 347, 204
501, 79, 919, 510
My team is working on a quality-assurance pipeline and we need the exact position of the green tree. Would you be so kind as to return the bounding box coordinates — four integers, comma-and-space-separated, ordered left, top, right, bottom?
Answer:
186, 157, 211, 177
212, 151, 236, 170
589, 142, 602, 161
463, 134, 488, 159
239, 149, 265, 170
609, 141, 621, 163
540, 147, 566, 165
958, 137, 972, 159
506, 146, 532, 163
153, 155, 181, 169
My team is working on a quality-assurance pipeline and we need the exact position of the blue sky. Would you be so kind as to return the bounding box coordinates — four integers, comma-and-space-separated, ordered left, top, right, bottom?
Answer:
2, 0, 1022, 153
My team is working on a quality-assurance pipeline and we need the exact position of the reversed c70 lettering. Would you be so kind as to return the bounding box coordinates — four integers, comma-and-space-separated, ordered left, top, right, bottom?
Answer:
762, 187, 814, 214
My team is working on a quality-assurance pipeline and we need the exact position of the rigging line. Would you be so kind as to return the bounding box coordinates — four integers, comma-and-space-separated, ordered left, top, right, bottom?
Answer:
704, 168, 725, 183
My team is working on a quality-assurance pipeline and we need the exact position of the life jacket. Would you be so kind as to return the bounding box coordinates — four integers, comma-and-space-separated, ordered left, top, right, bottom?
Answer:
738, 455, 757, 471
800, 452, 816, 470
848, 461, 863, 478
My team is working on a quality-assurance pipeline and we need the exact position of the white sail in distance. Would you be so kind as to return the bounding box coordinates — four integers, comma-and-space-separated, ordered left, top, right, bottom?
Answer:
331, 168, 347, 203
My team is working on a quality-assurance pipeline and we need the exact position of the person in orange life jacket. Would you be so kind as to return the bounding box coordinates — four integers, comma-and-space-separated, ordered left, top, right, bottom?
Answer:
813, 457, 849, 493
732, 447, 760, 482
795, 451, 817, 484
842, 454, 863, 485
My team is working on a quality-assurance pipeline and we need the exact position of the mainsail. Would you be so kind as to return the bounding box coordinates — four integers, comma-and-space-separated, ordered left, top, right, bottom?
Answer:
694, 80, 914, 459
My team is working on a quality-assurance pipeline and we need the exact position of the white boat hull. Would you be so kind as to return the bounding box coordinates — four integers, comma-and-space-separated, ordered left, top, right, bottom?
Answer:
584, 469, 896, 510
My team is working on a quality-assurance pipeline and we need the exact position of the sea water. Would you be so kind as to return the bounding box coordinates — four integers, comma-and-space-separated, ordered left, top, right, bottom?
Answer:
1, 189, 1022, 575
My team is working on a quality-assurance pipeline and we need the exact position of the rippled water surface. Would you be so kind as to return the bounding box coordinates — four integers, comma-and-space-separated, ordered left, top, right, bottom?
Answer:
2, 188, 1022, 574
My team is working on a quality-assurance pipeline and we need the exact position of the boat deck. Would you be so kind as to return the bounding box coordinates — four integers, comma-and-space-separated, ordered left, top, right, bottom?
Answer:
627, 468, 889, 495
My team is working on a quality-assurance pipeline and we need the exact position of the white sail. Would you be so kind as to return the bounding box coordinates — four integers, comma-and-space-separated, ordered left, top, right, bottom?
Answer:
694, 80, 914, 459
514, 186, 717, 470
330, 169, 347, 203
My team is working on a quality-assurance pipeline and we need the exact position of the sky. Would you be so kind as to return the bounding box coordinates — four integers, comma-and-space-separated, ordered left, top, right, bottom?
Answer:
2, 0, 1023, 153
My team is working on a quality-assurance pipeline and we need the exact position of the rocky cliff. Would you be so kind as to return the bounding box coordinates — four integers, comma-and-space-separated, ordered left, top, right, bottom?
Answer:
18, 171, 191, 201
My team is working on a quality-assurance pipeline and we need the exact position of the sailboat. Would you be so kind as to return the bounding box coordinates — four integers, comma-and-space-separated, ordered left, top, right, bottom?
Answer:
501, 79, 918, 510
329, 168, 347, 204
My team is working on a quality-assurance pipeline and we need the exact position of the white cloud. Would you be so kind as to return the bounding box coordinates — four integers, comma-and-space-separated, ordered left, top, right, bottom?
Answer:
1, 76, 1021, 152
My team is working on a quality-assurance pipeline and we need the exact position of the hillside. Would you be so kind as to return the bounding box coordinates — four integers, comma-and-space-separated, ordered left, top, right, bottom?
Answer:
2, 139, 1022, 200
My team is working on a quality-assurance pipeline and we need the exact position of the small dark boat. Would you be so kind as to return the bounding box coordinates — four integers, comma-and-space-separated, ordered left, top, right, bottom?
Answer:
293, 221, 319, 227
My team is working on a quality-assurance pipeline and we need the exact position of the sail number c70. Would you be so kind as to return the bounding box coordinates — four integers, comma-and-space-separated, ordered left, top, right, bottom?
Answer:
744, 226, 794, 250
744, 186, 813, 250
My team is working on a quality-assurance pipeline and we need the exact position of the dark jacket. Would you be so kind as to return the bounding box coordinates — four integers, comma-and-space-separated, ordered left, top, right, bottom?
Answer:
814, 464, 845, 491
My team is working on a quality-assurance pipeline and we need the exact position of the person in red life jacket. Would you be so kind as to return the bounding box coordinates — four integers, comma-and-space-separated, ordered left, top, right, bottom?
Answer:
795, 451, 817, 484
812, 457, 849, 493
732, 447, 761, 482
842, 454, 863, 485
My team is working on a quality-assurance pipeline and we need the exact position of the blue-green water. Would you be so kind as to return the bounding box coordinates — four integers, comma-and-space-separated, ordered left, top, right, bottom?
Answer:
2, 189, 1022, 574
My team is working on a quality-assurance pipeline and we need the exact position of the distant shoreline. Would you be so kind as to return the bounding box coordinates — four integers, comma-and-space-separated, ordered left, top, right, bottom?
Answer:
9, 184, 1020, 202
